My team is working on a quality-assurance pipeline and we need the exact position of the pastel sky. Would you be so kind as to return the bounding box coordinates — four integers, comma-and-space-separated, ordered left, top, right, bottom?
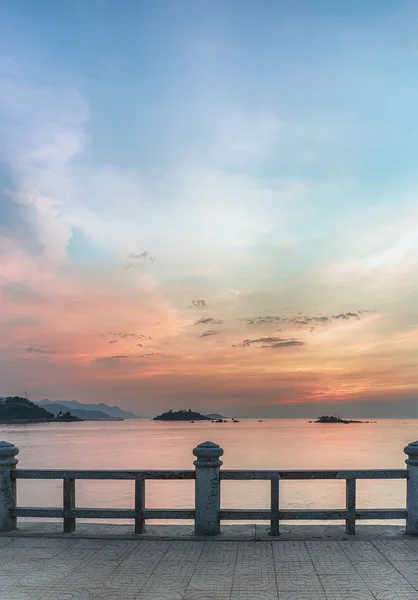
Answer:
1, 0, 418, 417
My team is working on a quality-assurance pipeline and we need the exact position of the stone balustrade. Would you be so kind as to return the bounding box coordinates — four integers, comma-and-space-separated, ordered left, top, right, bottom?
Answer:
0, 439, 417, 536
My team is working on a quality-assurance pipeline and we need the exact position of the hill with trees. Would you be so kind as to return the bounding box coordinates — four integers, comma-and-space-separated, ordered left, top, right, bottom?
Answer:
0, 397, 82, 423
0, 396, 55, 422
153, 409, 210, 421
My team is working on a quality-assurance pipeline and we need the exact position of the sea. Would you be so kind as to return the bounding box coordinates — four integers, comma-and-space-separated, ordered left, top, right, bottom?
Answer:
1, 418, 417, 525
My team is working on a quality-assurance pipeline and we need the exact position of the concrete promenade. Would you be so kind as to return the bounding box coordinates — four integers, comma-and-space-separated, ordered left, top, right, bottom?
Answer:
1, 534, 418, 600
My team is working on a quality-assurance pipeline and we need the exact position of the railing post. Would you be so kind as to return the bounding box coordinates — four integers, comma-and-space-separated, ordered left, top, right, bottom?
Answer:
405, 441, 418, 535
0, 441, 19, 532
193, 441, 223, 536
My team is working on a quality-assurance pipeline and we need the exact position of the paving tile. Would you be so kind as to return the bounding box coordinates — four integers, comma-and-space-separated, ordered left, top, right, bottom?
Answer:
310, 559, 357, 575
0, 576, 20, 595
137, 592, 185, 600
125, 540, 172, 557
103, 570, 150, 591
234, 568, 277, 586
96, 540, 138, 560
273, 542, 311, 562
0, 587, 53, 600
278, 593, 327, 600
323, 592, 375, 600
231, 591, 279, 600
74, 559, 121, 573
276, 575, 323, 592
163, 541, 204, 562
42, 590, 136, 600
16, 570, 76, 588
40, 591, 92, 600
275, 561, 316, 577
351, 560, 416, 592
388, 560, 418, 575
60, 571, 113, 590
0, 546, 63, 559
352, 563, 403, 577
387, 560, 418, 587
306, 541, 347, 561
338, 541, 387, 562
123, 543, 170, 564
152, 562, 197, 578
238, 542, 274, 560
55, 548, 100, 562
183, 593, 232, 600
363, 578, 417, 595
372, 540, 418, 561
373, 592, 418, 600
1, 558, 51, 572
234, 561, 275, 575
188, 572, 234, 593
11, 538, 106, 549
0, 537, 13, 547
139, 571, 192, 594
199, 541, 238, 558
194, 563, 236, 576
319, 574, 369, 592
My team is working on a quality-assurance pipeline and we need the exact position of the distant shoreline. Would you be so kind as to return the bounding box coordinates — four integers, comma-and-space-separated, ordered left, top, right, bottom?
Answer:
0, 418, 124, 424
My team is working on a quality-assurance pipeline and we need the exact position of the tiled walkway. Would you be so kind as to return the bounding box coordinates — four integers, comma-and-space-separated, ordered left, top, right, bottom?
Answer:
0, 537, 418, 600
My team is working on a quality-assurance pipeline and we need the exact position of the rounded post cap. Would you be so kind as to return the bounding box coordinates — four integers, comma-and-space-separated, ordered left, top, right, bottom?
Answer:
404, 441, 418, 466
0, 441, 19, 466
193, 441, 223, 467
193, 441, 224, 458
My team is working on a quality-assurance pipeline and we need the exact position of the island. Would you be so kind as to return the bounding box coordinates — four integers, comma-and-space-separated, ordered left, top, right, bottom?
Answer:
206, 413, 226, 419
311, 415, 371, 424
153, 409, 210, 421
0, 397, 83, 423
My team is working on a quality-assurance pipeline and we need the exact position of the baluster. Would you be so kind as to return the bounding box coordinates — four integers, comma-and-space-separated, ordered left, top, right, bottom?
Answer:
270, 475, 280, 536
63, 478, 76, 533
345, 477, 356, 535
135, 477, 145, 534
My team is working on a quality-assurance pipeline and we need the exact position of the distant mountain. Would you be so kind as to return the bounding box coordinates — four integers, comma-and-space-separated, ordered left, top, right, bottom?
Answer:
40, 402, 113, 420
206, 413, 226, 419
154, 409, 209, 421
39, 399, 140, 419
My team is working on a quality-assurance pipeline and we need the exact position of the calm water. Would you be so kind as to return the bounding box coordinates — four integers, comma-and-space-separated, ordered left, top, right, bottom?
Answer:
1, 419, 417, 525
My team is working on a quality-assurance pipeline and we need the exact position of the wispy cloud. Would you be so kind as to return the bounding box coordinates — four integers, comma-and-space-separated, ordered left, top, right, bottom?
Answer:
263, 341, 304, 349
194, 317, 223, 326
234, 336, 302, 348
199, 330, 219, 338
25, 345, 52, 354
189, 300, 207, 309
240, 312, 367, 328
95, 355, 129, 363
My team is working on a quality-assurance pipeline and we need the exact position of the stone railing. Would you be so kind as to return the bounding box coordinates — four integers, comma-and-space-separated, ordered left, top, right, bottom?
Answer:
1, 439, 417, 536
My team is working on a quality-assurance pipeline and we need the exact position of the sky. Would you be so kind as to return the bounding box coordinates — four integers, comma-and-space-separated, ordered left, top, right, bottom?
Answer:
1, 0, 418, 417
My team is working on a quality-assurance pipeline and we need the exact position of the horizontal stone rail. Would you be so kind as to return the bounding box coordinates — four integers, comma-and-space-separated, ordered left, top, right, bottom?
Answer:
0, 439, 417, 536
